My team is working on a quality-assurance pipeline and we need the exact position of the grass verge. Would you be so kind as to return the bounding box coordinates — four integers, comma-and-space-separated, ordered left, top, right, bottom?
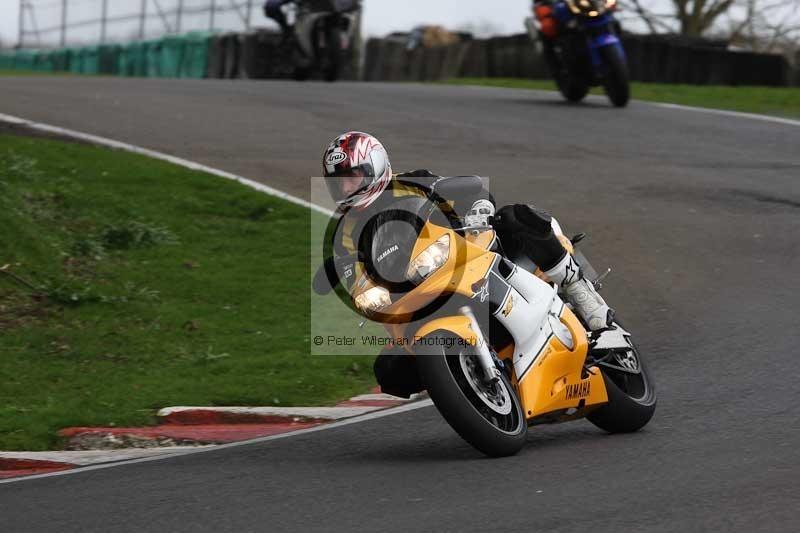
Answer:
0, 128, 375, 451
445, 78, 800, 119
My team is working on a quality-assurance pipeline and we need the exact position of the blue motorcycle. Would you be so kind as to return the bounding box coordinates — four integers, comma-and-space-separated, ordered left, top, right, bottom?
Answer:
530, 0, 630, 107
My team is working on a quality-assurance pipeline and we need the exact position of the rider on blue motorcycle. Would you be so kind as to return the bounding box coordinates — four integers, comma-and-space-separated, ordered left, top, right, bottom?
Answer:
533, 0, 561, 43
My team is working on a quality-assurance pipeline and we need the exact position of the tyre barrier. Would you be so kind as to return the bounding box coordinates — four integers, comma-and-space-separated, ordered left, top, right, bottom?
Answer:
362, 33, 793, 87
0, 27, 360, 82
0, 30, 793, 86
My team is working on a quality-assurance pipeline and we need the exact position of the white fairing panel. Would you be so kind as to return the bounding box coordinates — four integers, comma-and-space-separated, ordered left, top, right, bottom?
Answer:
551, 216, 564, 237
494, 266, 565, 381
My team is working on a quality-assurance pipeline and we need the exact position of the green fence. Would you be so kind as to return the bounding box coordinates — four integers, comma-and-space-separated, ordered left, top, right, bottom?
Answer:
0, 32, 213, 79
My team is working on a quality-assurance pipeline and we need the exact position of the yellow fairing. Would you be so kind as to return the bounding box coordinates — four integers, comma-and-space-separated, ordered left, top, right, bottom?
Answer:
465, 230, 496, 250
379, 222, 608, 422
384, 224, 495, 318
382, 222, 496, 348
516, 306, 607, 419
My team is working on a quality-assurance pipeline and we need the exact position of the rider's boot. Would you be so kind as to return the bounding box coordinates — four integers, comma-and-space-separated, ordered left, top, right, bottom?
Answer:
545, 253, 613, 331
504, 204, 613, 331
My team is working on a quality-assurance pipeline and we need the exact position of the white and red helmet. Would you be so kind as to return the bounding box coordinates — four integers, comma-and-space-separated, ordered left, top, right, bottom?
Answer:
323, 132, 392, 209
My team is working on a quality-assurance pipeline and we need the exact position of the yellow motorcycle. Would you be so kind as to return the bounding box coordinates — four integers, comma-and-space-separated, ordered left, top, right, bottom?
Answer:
314, 176, 656, 457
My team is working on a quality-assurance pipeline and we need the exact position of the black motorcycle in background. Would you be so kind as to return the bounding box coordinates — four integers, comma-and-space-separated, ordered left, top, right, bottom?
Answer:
528, 0, 630, 107
284, 0, 361, 82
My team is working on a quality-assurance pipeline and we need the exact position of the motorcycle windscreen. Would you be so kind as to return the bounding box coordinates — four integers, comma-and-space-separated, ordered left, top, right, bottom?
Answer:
360, 197, 429, 295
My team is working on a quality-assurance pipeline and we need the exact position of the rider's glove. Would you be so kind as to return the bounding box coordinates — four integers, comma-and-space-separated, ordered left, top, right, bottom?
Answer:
464, 199, 495, 233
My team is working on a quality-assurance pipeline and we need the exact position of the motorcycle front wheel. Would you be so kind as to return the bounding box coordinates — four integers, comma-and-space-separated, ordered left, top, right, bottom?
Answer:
415, 332, 527, 457
599, 45, 630, 107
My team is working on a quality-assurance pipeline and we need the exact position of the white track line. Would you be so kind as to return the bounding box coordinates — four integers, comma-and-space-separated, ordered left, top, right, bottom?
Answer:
458, 84, 800, 128
157, 405, 384, 420
650, 102, 800, 128
0, 447, 215, 466
0, 112, 336, 217
0, 400, 433, 485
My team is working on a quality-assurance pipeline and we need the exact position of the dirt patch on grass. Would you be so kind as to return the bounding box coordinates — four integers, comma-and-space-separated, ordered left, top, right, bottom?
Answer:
0, 290, 49, 331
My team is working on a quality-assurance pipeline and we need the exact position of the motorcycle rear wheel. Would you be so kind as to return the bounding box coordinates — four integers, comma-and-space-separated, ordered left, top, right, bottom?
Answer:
416, 332, 527, 457
321, 25, 341, 82
558, 80, 590, 103
293, 66, 311, 81
587, 333, 656, 433
543, 40, 590, 103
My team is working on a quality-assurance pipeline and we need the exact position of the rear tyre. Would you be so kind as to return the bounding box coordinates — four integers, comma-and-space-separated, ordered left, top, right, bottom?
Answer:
587, 333, 656, 433
543, 39, 590, 103
558, 80, 590, 103
599, 45, 630, 108
290, 37, 311, 81
293, 66, 311, 81
416, 332, 527, 457
321, 25, 341, 82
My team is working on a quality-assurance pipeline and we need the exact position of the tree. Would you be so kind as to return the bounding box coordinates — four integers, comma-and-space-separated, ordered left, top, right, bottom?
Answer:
622, 0, 800, 48
726, 0, 800, 54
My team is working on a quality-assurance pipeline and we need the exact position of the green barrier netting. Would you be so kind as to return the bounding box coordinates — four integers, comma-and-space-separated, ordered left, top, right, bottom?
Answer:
81, 47, 100, 74
144, 40, 163, 77
52, 49, 70, 71
0, 53, 15, 70
180, 32, 212, 78
1, 32, 213, 78
98, 44, 121, 74
160, 35, 185, 77
116, 44, 134, 76
157, 33, 211, 78
14, 49, 37, 71
68, 48, 82, 74
130, 41, 148, 76
34, 51, 55, 72
115, 41, 146, 77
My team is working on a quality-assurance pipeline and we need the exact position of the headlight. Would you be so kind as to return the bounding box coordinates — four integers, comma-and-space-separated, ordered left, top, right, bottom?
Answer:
354, 286, 391, 314
406, 234, 451, 285
605, 0, 617, 8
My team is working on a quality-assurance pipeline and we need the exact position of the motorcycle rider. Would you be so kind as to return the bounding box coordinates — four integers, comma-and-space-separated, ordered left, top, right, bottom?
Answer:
533, 0, 560, 44
263, 0, 294, 36
322, 131, 613, 396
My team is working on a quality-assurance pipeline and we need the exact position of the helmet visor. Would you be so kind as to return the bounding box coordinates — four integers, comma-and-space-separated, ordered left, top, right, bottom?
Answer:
324, 164, 375, 202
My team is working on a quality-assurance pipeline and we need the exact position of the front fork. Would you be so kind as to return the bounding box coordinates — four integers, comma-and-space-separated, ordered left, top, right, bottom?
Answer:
460, 306, 502, 383
585, 16, 626, 70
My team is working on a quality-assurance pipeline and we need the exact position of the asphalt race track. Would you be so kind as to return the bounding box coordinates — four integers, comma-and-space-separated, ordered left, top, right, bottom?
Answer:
1, 78, 799, 532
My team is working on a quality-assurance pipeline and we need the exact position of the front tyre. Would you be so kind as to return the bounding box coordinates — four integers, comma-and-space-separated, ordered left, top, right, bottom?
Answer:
587, 334, 656, 433
415, 332, 527, 457
599, 44, 630, 108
